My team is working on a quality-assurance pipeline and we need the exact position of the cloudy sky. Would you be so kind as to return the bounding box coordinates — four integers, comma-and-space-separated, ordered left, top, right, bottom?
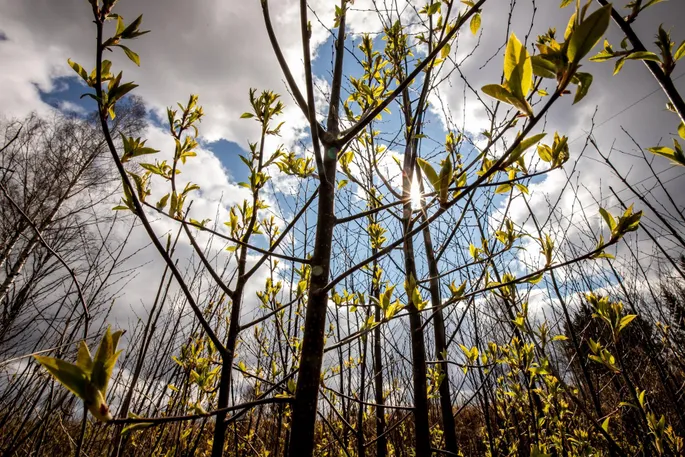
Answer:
1, 0, 685, 331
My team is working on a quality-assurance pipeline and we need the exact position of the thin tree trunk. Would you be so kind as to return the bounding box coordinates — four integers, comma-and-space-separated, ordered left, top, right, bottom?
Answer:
287, 168, 337, 456
420, 220, 458, 454
372, 258, 387, 457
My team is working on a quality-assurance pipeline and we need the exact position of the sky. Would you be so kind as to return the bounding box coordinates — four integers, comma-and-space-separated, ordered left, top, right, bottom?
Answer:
1, 0, 685, 334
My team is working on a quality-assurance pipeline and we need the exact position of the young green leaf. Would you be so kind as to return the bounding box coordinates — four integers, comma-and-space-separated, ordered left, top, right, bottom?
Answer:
510, 132, 547, 163
116, 15, 126, 36
481, 84, 534, 116
625, 51, 661, 62
470, 13, 481, 35
67, 59, 90, 84
495, 184, 512, 194
438, 156, 453, 204
417, 158, 440, 191
34, 356, 88, 399
118, 45, 141, 66
504, 33, 533, 100
122, 420, 154, 435
567, 4, 612, 64
531, 56, 557, 79
599, 207, 616, 232
675, 41, 685, 61
76, 341, 94, 373
573, 72, 593, 104
648, 144, 685, 166
482, 84, 516, 104
91, 327, 123, 397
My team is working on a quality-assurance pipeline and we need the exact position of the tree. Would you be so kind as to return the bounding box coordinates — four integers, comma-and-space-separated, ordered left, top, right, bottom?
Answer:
0, 98, 144, 343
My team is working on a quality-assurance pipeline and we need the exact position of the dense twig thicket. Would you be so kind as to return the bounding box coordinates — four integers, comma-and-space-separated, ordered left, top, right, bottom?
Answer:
2, 0, 685, 456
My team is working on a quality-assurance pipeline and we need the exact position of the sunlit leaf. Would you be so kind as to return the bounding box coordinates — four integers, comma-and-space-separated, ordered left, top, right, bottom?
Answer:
34, 355, 88, 399
573, 72, 593, 104
567, 4, 612, 63
417, 158, 440, 191
599, 207, 616, 232
470, 13, 481, 35
118, 45, 140, 66
504, 33, 533, 99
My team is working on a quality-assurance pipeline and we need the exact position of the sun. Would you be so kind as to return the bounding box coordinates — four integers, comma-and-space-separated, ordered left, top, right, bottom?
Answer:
410, 175, 422, 210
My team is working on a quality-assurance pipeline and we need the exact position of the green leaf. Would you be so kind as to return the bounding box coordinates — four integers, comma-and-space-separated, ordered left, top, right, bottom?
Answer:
108, 82, 139, 104
594, 251, 615, 259
560, 0, 574, 7
648, 146, 675, 157
617, 314, 637, 333
67, 59, 89, 84
482, 84, 515, 104
91, 328, 123, 396
34, 355, 88, 400
531, 56, 557, 79
678, 122, 685, 140
426, 2, 441, 15
438, 156, 453, 204
538, 144, 553, 162
417, 158, 440, 191
590, 50, 616, 62
640, 0, 667, 11
564, 11, 577, 41
449, 281, 467, 298
122, 421, 154, 435
482, 84, 533, 116
618, 205, 642, 234
240, 112, 254, 119
515, 183, 529, 194
504, 33, 532, 100
470, 13, 481, 35
76, 341, 94, 373
441, 43, 451, 59
118, 45, 140, 66
120, 15, 144, 39
510, 133, 547, 162
599, 207, 616, 232
116, 16, 126, 36
495, 184, 512, 194
675, 41, 685, 61
527, 272, 544, 284
573, 72, 593, 104
567, 4, 612, 63
625, 51, 661, 62
647, 145, 685, 165
613, 57, 626, 75
156, 194, 170, 210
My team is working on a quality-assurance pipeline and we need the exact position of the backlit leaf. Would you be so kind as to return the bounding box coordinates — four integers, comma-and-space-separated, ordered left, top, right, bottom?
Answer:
34, 356, 88, 400
567, 4, 612, 63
